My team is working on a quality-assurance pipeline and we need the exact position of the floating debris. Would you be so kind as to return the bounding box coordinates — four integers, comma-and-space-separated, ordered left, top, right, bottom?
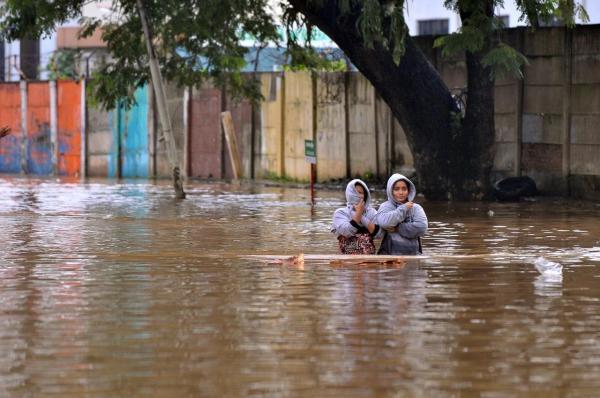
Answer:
534, 257, 563, 278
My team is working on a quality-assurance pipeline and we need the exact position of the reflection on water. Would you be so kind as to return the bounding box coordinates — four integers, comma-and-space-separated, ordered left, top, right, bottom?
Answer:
1, 175, 600, 396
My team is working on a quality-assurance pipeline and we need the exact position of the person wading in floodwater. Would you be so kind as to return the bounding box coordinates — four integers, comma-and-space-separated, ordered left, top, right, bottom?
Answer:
376, 174, 428, 255
331, 179, 382, 254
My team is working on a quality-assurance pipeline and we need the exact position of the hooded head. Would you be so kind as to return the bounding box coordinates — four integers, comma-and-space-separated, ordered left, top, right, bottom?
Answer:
345, 179, 371, 208
386, 173, 416, 204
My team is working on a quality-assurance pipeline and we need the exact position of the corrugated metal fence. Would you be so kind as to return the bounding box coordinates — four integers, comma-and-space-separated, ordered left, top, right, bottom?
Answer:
0, 80, 82, 177
0, 73, 412, 183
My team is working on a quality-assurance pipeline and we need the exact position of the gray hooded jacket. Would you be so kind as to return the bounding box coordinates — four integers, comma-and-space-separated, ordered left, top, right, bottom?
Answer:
331, 179, 381, 238
376, 173, 428, 254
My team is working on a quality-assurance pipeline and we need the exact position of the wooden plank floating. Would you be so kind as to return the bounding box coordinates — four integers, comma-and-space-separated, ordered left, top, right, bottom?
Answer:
241, 253, 426, 268
244, 254, 426, 261
242, 252, 535, 264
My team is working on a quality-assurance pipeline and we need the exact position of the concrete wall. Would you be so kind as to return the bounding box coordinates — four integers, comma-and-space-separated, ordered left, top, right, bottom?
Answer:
3, 25, 600, 198
414, 25, 600, 199
251, 71, 410, 183
519, 28, 565, 191
569, 25, 600, 199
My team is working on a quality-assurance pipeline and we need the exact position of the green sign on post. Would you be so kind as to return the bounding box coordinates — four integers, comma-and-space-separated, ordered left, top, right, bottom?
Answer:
305, 139, 316, 164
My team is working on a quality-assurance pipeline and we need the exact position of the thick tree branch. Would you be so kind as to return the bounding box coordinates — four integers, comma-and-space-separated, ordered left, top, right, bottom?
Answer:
517, 0, 541, 28
288, 0, 460, 198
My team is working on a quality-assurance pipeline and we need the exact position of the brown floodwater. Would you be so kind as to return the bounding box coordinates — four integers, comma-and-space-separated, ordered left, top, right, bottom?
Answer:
1, 175, 600, 397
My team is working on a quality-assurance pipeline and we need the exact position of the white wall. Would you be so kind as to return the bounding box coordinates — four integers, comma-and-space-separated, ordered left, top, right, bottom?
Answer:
404, 1, 463, 34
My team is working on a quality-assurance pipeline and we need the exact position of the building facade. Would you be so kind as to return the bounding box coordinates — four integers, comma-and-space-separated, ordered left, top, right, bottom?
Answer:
403, 0, 600, 36
1, 1, 111, 81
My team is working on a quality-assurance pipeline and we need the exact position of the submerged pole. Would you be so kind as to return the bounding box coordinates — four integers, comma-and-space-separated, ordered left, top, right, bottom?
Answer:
136, 0, 185, 199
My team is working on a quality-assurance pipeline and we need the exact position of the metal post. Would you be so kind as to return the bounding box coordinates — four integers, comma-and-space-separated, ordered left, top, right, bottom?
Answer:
20, 80, 27, 174
49, 80, 58, 175
310, 163, 315, 205
136, 0, 185, 198
562, 27, 573, 195
183, 86, 190, 180
81, 79, 87, 178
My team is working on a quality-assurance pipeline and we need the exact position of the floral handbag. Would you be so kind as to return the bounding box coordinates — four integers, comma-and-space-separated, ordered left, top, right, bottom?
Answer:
338, 233, 376, 255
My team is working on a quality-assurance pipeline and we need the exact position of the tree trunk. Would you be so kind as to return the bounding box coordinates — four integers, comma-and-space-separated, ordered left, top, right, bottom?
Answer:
457, 1, 497, 199
289, 0, 496, 200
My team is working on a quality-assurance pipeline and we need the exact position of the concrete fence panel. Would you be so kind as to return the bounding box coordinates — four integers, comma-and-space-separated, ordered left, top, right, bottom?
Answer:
224, 94, 253, 179
524, 57, 564, 86
571, 84, 600, 114
26, 82, 52, 175
571, 144, 600, 175
315, 72, 346, 182
86, 104, 112, 177
572, 25, 600, 55
495, 113, 517, 143
189, 84, 223, 179
283, 71, 313, 181
391, 118, 413, 175
57, 80, 82, 177
153, 83, 186, 178
375, 95, 392, 179
495, 85, 520, 114
440, 60, 466, 91
494, 142, 517, 173
347, 73, 376, 178
522, 85, 563, 115
256, 73, 283, 178
571, 54, 600, 85
523, 28, 565, 56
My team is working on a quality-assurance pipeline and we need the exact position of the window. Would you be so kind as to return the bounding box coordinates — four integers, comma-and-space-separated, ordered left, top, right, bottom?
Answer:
496, 15, 510, 28
539, 16, 564, 27
417, 19, 449, 36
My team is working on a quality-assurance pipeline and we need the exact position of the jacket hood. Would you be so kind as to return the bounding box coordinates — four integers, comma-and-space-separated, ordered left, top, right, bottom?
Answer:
345, 179, 371, 208
386, 173, 416, 204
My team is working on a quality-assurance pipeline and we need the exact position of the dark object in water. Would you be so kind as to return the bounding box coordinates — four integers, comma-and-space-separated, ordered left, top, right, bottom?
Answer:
494, 176, 538, 201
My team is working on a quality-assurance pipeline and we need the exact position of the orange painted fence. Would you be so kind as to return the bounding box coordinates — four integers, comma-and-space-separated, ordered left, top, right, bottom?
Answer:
0, 83, 22, 173
0, 80, 82, 177
27, 82, 52, 174
57, 81, 82, 176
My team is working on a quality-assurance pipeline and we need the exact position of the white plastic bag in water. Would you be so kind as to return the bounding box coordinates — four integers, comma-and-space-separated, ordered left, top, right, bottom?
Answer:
534, 257, 563, 277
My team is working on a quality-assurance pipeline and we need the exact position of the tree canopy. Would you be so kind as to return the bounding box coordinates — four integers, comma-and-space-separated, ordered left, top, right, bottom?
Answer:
0, 0, 587, 107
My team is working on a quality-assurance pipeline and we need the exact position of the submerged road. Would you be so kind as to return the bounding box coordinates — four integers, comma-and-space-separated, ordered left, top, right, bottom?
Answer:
1, 176, 600, 396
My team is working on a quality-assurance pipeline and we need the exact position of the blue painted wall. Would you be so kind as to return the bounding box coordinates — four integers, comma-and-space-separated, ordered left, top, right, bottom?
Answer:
109, 86, 149, 178
27, 123, 53, 175
0, 135, 22, 173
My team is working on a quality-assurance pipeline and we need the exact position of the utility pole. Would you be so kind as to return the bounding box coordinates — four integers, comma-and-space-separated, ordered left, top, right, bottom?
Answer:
136, 0, 186, 199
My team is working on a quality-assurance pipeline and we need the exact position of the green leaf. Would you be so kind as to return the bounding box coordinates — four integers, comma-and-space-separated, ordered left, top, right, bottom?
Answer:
434, 25, 486, 57
482, 43, 529, 80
